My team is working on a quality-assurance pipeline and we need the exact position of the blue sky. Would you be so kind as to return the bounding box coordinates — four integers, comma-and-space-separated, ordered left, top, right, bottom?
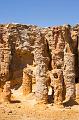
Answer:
0, 0, 79, 27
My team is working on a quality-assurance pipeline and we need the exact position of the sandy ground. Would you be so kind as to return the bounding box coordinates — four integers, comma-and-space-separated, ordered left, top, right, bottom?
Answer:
0, 91, 79, 120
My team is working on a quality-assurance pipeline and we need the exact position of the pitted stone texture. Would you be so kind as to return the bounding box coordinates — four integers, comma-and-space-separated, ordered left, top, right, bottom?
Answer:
76, 83, 79, 99
72, 25, 79, 82
34, 31, 49, 103
0, 26, 11, 82
0, 23, 79, 104
45, 26, 65, 70
2, 81, 11, 102
50, 69, 63, 105
22, 62, 36, 95
22, 67, 32, 95
35, 64, 48, 103
64, 53, 75, 100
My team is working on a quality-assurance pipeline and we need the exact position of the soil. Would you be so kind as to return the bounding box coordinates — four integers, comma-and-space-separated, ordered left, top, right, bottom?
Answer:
0, 91, 79, 120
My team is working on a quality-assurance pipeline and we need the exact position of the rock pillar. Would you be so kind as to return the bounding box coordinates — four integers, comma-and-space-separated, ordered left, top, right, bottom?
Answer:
64, 26, 75, 101
2, 81, 11, 102
0, 25, 11, 101
22, 67, 32, 95
64, 53, 75, 100
48, 27, 65, 105
52, 69, 63, 105
34, 31, 49, 103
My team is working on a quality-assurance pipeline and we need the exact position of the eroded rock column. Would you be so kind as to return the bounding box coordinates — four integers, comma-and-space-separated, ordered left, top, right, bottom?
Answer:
50, 27, 65, 70
52, 69, 63, 105
46, 27, 65, 105
64, 26, 75, 100
64, 53, 75, 100
34, 30, 49, 103
0, 25, 11, 102
2, 81, 11, 102
22, 67, 32, 95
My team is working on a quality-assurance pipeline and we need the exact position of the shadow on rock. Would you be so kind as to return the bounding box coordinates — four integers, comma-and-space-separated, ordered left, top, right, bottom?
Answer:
63, 99, 79, 107
10, 100, 21, 103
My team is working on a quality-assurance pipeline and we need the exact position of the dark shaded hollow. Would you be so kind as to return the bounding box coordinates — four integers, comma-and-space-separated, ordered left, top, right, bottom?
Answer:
10, 100, 21, 103
9, 50, 34, 90
63, 99, 79, 107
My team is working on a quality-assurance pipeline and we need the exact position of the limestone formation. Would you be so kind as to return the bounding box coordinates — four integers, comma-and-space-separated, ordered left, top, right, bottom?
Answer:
51, 69, 63, 105
64, 53, 75, 100
0, 23, 79, 106
76, 83, 79, 99
64, 26, 75, 100
45, 26, 65, 70
2, 81, 11, 102
0, 25, 11, 82
45, 26, 66, 106
22, 67, 32, 95
34, 31, 49, 103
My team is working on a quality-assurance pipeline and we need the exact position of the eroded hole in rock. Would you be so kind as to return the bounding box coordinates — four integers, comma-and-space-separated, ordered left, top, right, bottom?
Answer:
53, 73, 58, 79
64, 65, 66, 70
10, 51, 34, 90
57, 65, 62, 69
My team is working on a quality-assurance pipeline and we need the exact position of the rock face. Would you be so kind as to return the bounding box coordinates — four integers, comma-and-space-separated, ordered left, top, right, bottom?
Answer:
0, 23, 79, 105
64, 26, 76, 101
2, 81, 11, 102
51, 69, 63, 105
22, 67, 32, 95
34, 30, 49, 103
64, 53, 75, 100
